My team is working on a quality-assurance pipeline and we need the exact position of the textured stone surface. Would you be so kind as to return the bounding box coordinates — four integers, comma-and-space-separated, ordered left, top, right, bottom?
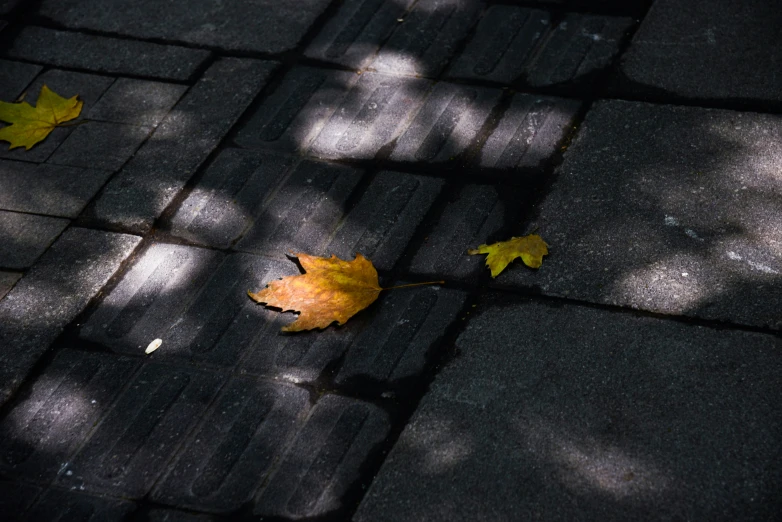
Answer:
0, 211, 68, 269
0, 70, 113, 163
147, 509, 216, 522
58, 363, 224, 498
0, 350, 139, 483
37, 0, 332, 53
447, 6, 551, 84
89, 58, 277, 233
389, 82, 501, 164
306, 0, 415, 70
409, 184, 518, 279
25, 489, 135, 521
152, 379, 310, 513
0, 59, 42, 99
0, 228, 140, 405
526, 14, 633, 88
5, 26, 210, 81
254, 394, 390, 519
371, 0, 482, 78
309, 72, 431, 161
479, 93, 581, 169
0, 161, 113, 218
0, 271, 20, 301
48, 121, 151, 172
620, 0, 782, 103
234, 67, 358, 153
355, 299, 782, 521
501, 100, 782, 329
88, 78, 187, 127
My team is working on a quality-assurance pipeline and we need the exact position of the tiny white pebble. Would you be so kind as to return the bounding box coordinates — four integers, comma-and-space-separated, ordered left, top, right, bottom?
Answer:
145, 338, 163, 354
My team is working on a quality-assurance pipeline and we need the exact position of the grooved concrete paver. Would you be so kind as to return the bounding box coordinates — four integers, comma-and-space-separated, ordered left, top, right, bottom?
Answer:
620, 0, 782, 103
5, 26, 210, 81
24, 489, 135, 521
0, 59, 41, 99
0, 350, 140, 483
0, 211, 68, 269
526, 14, 633, 87
234, 66, 359, 153
0, 228, 140, 406
58, 363, 224, 498
480, 93, 581, 169
409, 184, 518, 279
87, 78, 188, 128
0, 70, 113, 163
306, 0, 416, 70
0, 270, 20, 300
254, 394, 390, 519
448, 6, 550, 83
79, 245, 285, 364
152, 378, 310, 513
0, 161, 113, 218
309, 72, 431, 161
501, 100, 782, 329
370, 0, 482, 78
355, 299, 782, 521
389, 82, 501, 164
37, 0, 333, 53
89, 58, 278, 233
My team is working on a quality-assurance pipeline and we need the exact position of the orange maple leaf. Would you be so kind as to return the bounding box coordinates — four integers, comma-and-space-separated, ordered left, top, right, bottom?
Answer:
249, 253, 442, 332
468, 234, 549, 277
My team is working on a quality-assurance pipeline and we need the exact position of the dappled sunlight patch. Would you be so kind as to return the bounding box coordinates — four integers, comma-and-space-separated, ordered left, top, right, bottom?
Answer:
519, 419, 672, 500
402, 416, 474, 475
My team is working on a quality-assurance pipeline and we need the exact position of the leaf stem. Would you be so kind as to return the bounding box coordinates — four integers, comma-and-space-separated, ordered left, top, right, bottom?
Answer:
57, 119, 90, 128
382, 281, 444, 291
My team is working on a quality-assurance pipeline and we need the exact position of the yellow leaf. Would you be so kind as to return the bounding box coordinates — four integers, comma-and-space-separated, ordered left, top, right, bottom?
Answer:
468, 234, 549, 277
248, 253, 382, 332
0, 85, 83, 150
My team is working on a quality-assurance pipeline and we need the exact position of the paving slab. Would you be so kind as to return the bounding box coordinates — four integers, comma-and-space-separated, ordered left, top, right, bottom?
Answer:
408, 184, 523, 280
152, 378, 310, 514
24, 489, 135, 521
0, 270, 20, 300
370, 0, 482, 78
0, 350, 140, 484
58, 362, 224, 498
355, 299, 782, 521
0, 228, 140, 405
0, 69, 113, 163
88, 58, 277, 233
254, 394, 390, 519
87, 78, 187, 128
309, 72, 432, 161
48, 121, 151, 172
234, 66, 359, 154
37, 0, 332, 53
388, 82, 502, 165
80, 246, 285, 365
525, 14, 633, 88
147, 509, 216, 522
501, 100, 782, 329
306, 0, 416, 70
4, 26, 210, 81
0, 59, 41, 99
80, 243, 463, 385
0, 161, 113, 218
479, 93, 581, 169
0, 210, 68, 269
0, 481, 40, 520
619, 0, 782, 103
